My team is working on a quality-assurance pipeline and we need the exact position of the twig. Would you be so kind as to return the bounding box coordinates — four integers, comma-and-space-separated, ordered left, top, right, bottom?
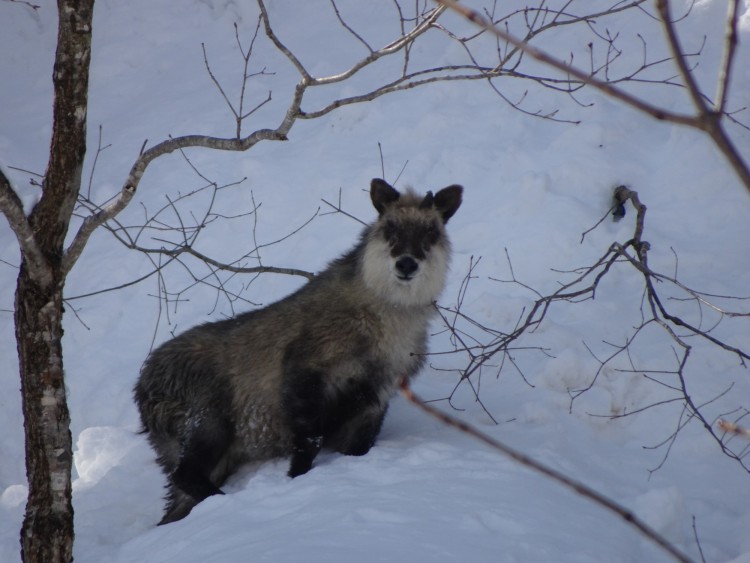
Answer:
4, 0, 40, 9
714, 0, 741, 114
321, 196, 367, 226
435, 0, 695, 126
691, 515, 707, 563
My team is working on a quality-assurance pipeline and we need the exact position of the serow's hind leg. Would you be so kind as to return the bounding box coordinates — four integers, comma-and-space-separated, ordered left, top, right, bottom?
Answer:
159, 412, 234, 525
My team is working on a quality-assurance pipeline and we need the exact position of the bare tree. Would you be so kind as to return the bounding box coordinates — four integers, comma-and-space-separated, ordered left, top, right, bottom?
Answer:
0, 1, 93, 560
0, 1, 724, 561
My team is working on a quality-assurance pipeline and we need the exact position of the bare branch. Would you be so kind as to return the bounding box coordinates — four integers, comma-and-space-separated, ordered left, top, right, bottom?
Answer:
329, 0, 374, 53
3, 0, 40, 10
68, 0, 719, 274
654, 1, 709, 114
159, 245, 315, 280
435, 0, 696, 126
657, 0, 750, 191
311, 5, 446, 87
257, 0, 311, 82
714, 0, 741, 114
85, 125, 112, 199
435, 0, 750, 194
202, 41, 238, 121
433, 184, 750, 471
63, 126, 291, 278
0, 168, 52, 287
62, 184, 136, 277
299, 66, 499, 120
691, 516, 708, 563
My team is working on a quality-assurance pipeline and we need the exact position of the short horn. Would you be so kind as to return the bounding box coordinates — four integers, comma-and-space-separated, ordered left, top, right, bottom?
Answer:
419, 191, 434, 209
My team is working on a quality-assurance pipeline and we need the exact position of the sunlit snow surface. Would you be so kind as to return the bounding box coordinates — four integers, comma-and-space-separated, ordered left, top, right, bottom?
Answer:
2, 1, 750, 562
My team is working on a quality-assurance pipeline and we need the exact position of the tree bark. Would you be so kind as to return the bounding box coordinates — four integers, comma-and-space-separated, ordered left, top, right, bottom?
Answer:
17, 273, 73, 563
17, 1, 94, 561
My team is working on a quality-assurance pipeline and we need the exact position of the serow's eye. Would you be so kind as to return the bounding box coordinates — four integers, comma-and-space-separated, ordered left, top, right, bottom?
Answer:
422, 223, 439, 249
383, 220, 398, 245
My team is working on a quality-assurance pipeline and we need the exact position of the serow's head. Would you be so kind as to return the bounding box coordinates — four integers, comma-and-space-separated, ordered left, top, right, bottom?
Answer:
362, 178, 463, 306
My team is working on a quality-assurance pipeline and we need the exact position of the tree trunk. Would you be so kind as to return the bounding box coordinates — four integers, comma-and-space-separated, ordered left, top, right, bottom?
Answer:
17, 272, 73, 562
17, 1, 94, 561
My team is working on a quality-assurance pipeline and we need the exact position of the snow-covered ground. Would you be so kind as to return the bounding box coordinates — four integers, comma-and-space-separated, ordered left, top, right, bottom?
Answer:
2, 1, 750, 561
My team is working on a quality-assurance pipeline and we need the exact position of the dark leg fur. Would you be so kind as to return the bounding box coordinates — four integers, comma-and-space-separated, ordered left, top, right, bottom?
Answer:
281, 365, 386, 477
159, 489, 200, 526
288, 436, 323, 478
135, 345, 239, 525
282, 369, 326, 477
328, 404, 387, 456
158, 410, 234, 525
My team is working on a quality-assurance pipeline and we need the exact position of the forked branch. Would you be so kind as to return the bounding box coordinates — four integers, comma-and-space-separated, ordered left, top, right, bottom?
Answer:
0, 168, 52, 286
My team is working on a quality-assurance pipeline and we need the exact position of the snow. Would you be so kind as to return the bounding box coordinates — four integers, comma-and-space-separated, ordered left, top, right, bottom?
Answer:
2, 1, 750, 562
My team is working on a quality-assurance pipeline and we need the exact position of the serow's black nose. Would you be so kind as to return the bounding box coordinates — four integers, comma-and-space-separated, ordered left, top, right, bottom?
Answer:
395, 256, 418, 279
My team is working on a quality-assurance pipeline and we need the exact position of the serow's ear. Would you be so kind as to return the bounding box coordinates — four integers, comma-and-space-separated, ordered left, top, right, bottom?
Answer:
433, 185, 463, 223
370, 178, 400, 215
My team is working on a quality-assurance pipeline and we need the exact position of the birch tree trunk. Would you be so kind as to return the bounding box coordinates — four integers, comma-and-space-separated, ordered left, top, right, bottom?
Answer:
15, 1, 94, 561
17, 273, 73, 563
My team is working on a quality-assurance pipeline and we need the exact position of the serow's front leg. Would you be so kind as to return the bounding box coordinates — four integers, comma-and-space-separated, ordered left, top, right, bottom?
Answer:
288, 435, 323, 478
281, 367, 326, 478
329, 403, 387, 457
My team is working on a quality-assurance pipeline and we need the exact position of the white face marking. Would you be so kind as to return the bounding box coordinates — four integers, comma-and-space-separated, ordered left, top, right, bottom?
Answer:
360, 227, 450, 307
